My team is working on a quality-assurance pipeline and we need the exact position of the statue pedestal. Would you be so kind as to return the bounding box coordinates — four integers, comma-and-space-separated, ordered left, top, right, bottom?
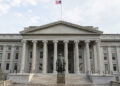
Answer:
57, 74, 65, 84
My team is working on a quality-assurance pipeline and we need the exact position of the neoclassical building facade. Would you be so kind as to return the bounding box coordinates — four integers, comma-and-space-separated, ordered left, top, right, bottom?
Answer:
0, 21, 120, 84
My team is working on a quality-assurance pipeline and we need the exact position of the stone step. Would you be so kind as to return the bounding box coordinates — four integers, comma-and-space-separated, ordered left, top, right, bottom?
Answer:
10, 84, 118, 86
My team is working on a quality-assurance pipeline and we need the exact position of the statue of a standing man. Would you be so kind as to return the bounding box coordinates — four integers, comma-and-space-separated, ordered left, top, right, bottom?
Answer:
56, 54, 65, 73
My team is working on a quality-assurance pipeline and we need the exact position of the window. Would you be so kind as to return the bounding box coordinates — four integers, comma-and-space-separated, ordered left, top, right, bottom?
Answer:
103, 47, 108, 53
15, 46, 19, 51
104, 53, 108, 60
6, 63, 9, 70
113, 64, 117, 71
0, 63, 1, 68
7, 53, 11, 59
0, 46, 3, 51
30, 52, 32, 58
90, 51, 93, 59
15, 53, 19, 60
29, 63, 32, 71
104, 64, 109, 73
79, 56, 82, 59
40, 52, 43, 58
0, 53, 2, 60
7, 46, 11, 51
39, 63, 42, 70
112, 53, 116, 60
111, 47, 116, 52
14, 63, 17, 70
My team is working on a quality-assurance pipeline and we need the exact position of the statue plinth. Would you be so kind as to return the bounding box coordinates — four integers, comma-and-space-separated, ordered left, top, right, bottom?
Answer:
57, 73, 65, 84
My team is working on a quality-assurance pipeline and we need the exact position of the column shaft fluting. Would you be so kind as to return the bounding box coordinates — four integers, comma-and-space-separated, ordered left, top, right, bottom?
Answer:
75, 40, 80, 74
64, 40, 69, 74
85, 40, 91, 74
96, 40, 103, 74
20, 40, 27, 73
43, 40, 48, 74
53, 40, 58, 73
32, 40, 37, 73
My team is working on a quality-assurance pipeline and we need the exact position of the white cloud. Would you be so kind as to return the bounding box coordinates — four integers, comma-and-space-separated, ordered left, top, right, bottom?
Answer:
11, 0, 22, 6
64, 7, 83, 23
0, 4, 10, 15
26, 16, 40, 26
23, 0, 37, 6
15, 12, 23, 17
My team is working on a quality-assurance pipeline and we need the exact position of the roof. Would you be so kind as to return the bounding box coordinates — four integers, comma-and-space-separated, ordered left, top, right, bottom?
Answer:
20, 21, 103, 34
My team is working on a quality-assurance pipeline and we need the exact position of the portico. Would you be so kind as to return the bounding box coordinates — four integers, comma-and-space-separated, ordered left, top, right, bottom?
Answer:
20, 39, 102, 75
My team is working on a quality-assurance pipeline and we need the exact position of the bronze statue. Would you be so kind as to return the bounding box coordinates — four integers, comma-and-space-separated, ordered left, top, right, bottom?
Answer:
56, 54, 65, 73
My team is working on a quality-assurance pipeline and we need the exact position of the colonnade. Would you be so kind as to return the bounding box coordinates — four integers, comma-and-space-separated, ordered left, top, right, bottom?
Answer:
20, 40, 103, 74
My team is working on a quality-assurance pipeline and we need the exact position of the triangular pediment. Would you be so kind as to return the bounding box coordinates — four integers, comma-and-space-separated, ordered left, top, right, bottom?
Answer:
20, 21, 103, 34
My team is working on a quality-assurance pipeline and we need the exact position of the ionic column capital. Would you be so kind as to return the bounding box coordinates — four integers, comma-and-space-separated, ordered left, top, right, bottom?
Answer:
95, 40, 100, 43
74, 40, 79, 43
42, 40, 48, 43
32, 40, 37, 43
22, 40, 27, 43
85, 40, 90, 43
53, 40, 58, 43
64, 40, 69, 43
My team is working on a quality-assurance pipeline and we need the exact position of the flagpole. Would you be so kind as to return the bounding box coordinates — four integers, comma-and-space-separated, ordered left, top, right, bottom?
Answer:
60, 1, 62, 20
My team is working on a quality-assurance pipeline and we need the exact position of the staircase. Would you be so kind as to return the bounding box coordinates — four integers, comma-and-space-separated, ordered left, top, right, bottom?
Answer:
65, 74, 92, 84
29, 74, 57, 84
10, 83, 118, 86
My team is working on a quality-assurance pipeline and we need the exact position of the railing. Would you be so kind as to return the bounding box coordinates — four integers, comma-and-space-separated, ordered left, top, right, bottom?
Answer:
0, 80, 11, 86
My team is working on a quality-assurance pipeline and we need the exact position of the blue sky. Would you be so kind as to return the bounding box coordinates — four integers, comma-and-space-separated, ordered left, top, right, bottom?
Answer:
0, 0, 120, 33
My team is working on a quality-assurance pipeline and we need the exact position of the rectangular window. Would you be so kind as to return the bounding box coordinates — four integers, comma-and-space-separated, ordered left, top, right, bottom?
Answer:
0, 63, 1, 68
15, 53, 19, 60
111, 47, 116, 52
104, 53, 108, 60
113, 64, 117, 71
90, 51, 93, 59
112, 53, 117, 60
0, 46, 3, 51
103, 47, 108, 53
15, 46, 19, 51
39, 63, 42, 70
30, 52, 32, 58
6, 63, 9, 70
0, 53, 2, 60
104, 64, 109, 72
7, 53, 11, 59
7, 46, 11, 51
40, 52, 43, 58
14, 63, 17, 70
29, 63, 32, 71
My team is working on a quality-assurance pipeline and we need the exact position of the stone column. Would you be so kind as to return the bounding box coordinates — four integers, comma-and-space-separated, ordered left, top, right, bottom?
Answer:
1, 45, 7, 72
96, 40, 103, 74
20, 40, 27, 73
10, 45, 15, 73
85, 40, 91, 74
108, 47, 113, 74
32, 40, 37, 73
93, 44, 98, 73
64, 40, 69, 74
53, 40, 58, 74
74, 40, 80, 74
116, 47, 120, 73
42, 40, 48, 74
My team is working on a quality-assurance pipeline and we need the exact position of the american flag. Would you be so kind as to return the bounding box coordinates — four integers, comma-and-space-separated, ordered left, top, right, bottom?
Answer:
56, 0, 62, 4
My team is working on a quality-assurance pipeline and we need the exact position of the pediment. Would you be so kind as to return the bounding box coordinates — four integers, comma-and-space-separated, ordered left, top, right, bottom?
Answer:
20, 21, 103, 35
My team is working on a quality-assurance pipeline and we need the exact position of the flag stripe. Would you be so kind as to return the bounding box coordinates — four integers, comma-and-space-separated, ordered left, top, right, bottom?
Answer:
56, 0, 61, 4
